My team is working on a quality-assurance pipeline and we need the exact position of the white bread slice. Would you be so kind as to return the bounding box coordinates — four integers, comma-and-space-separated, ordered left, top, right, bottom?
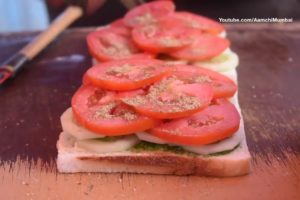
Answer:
56, 130, 250, 176
56, 115, 251, 176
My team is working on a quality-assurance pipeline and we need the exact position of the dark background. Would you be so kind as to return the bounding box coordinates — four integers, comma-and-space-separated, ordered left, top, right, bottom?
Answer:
46, 0, 300, 27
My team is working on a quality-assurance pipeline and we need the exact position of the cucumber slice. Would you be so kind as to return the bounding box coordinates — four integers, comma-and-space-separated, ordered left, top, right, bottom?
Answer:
220, 69, 237, 83
193, 49, 239, 72
61, 108, 105, 140
218, 31, 227, 38
136, 121, 243, 155
76, 135, 140, 153
182, 121, 244, 155
136, 132, 167, 144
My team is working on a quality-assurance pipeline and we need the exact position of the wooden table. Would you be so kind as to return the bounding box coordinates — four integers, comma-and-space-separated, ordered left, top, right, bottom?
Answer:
0, 24, 299, 200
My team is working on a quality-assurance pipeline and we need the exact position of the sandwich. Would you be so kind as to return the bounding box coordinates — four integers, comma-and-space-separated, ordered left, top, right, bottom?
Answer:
57, 1, 251, 177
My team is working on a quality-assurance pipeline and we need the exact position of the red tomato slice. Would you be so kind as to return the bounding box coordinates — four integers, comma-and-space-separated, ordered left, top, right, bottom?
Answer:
151, 99, 240, 145
82, 72, 90, 85
110, 18, 127, 27
106, 26, 131, 37
72, 85, 159, 135
122, 76, 213, 119
164, 12, 225, 35
124, 1, 175, 27
87, 27, 154, 62
116, 89, 147, 99
85, 59, 171, 91
169, 34, 230, 61
132, 22, 201, 53
109, 19, 132, 37
172, 65, 237, 98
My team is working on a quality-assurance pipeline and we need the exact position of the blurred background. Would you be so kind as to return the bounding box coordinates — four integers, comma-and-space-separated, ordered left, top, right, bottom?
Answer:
0, 0, 299, 32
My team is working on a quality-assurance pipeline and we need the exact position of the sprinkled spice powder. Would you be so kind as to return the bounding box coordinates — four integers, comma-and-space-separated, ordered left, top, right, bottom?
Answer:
123, 76, 202, 113
122, 112, 138, 121
105, 64, 156, 80
135, 13, 156, 25
94, 102, 138, 121
142, 25, 157, 38
187, 116, 224, 128
123, 96, 146, 106
191, 48, 207, 55
102, 46, 131, 56
149, 78, 202, 112
150, 94, 201, 113
87, 89, 106, 107
159, 128, 181, 135
100, 35, 139, 57
190, 21, 200, 28
193, 75, 212, 83
106, 64, 134, 77
94, 102, 117, 119
159, 37, 181, 47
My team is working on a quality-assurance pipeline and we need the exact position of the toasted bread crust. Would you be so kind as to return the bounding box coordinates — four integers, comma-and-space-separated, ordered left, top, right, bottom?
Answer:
76, 151, 250, 176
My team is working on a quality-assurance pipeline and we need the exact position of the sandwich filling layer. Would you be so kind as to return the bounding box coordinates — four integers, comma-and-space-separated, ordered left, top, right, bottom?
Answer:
61, 62, 241, 156
61, 102, 243, 156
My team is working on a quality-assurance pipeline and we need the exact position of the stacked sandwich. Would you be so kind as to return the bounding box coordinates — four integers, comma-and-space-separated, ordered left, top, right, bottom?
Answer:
57, 1, 251, 177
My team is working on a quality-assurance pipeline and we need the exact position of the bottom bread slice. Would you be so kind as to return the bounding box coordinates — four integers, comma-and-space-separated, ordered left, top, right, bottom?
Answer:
57, 121, 251, 177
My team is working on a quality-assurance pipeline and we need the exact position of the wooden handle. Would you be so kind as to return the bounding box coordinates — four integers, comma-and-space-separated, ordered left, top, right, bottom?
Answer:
120, 0, 145, 9
20, 6, 83, 59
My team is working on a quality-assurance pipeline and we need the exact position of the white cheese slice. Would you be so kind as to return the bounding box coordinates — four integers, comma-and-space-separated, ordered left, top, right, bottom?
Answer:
61, 108, 105, 140
76, 135, 140, 153
192, 48, 239, 72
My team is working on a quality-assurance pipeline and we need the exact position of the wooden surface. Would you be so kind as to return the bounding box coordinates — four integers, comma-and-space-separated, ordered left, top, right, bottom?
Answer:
0, 23, 300, 199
